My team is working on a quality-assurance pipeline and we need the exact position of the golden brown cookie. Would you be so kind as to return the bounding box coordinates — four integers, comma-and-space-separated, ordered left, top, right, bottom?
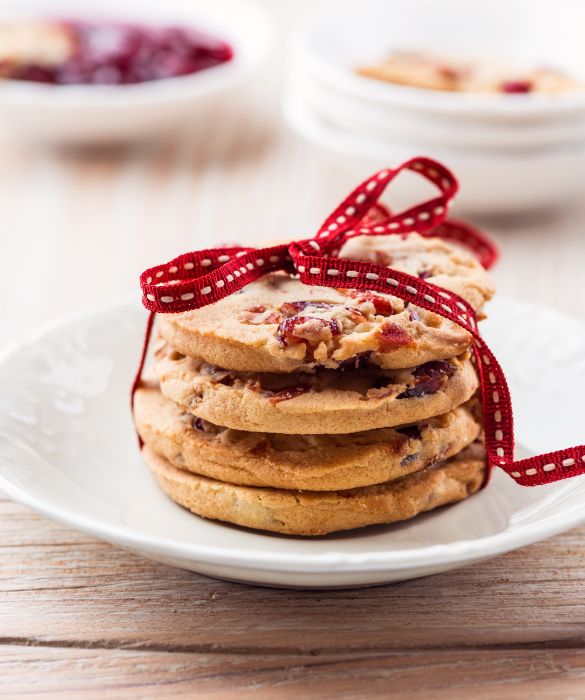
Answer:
145, 444, 486, 535
339, 232, 494, 312
158, 235, 493, 374
134, 385, 481, 491
153, 348, 478, 434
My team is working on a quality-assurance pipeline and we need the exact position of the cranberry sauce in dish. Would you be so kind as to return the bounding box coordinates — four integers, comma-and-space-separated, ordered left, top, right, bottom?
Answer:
0, 19, 233, 85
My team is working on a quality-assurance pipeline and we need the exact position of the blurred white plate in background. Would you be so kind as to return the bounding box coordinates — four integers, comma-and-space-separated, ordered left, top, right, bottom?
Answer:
0, 0, 273, 143
283, 92, 585, 214
286, 0, 585, 212
0, 298, 583, 588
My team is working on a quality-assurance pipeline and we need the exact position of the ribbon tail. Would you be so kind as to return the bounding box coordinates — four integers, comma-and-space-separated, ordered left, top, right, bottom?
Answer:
131, 309, 156, 449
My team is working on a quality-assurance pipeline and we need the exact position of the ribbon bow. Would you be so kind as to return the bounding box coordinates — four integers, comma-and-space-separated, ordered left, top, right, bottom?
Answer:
134, 156, 585, 488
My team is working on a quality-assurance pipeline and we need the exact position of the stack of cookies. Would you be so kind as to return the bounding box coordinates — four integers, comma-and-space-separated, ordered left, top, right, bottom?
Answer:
134, 233, 494, 535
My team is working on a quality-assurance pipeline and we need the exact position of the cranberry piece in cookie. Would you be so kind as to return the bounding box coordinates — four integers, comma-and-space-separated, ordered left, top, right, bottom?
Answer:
267, 386, 309, 404
345, 291, 396, 316
377, 323, 414, 351
398, 360, 456, 398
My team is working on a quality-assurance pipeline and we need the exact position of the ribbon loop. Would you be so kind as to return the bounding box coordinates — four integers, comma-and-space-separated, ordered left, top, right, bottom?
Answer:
310, 156, 458, 258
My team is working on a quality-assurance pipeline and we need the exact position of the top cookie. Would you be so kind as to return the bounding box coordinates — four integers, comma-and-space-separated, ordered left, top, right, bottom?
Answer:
159, 233, 494, 374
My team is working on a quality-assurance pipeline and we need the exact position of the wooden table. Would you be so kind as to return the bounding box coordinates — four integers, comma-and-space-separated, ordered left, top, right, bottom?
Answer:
1, 2, 585, 697
3, 496, 585, 698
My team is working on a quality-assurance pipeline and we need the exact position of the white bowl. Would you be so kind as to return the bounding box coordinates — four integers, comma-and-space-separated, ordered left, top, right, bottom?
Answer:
289, 66, 585, 150
294, 0, 585, 120
284, 91, 585, 213
287, 0, 585, 211
0, 0, 273, 143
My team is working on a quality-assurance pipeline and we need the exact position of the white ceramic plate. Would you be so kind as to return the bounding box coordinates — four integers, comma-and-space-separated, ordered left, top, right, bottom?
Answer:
0, 298, 584, 589
283, 92, 585, 213
0, 0, 273, 142
287, 0, 585, 212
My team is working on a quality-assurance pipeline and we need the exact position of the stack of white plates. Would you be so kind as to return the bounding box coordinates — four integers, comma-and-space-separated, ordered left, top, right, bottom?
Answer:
285, 0, 585, 212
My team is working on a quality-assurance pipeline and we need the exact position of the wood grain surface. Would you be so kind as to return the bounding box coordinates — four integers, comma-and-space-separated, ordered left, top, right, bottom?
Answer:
1, 2, 585, 698
3, 493, 585, 699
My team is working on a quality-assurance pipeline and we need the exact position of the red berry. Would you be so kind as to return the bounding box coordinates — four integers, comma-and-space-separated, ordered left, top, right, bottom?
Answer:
15, 20, 233, 85
398, 361, 456, 398
377, 323, 412, 351
351, 292, 395, 316
501, 80, 532, 94
267, 386, 308, 403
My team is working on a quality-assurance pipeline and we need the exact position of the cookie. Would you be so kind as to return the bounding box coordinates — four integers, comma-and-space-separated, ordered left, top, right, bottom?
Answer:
153, 348, 478, 434
158, 235, 493, 374
357, 51, 581, 95
339, 232, 494, 312
145, 443, 486, 535
134, 385, 481, 491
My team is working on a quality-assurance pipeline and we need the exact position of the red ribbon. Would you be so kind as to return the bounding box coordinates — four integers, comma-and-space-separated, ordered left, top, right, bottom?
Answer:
134, 156, 585, 488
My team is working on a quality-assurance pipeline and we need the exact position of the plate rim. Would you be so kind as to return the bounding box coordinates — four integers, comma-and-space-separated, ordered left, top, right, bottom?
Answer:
1, 297, 584, 575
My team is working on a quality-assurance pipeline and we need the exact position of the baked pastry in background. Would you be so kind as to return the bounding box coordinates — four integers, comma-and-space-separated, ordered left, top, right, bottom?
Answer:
357, 50, 582, 94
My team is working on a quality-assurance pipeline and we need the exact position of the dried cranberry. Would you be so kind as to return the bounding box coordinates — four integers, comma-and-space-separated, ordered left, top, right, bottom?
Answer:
264, 312, 283, 324
276, 316, 341, 346
501, 80, 532, 94
14, 20, 233, 86
199, 364, 235, 385
250, 440, 269, 456
351, 292, 395, 316
268, 386, 308, 403
395, 425, 422, 439
408, 309, 421, 322
338, 351, 372, 370
16, 64, 57, 83
418, 270, 433, 280
377, 323, 412, 351
398, 360, 456, 398
280, 301, 314, 315
246, 305, 266, 313
276, 317, 301, 345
